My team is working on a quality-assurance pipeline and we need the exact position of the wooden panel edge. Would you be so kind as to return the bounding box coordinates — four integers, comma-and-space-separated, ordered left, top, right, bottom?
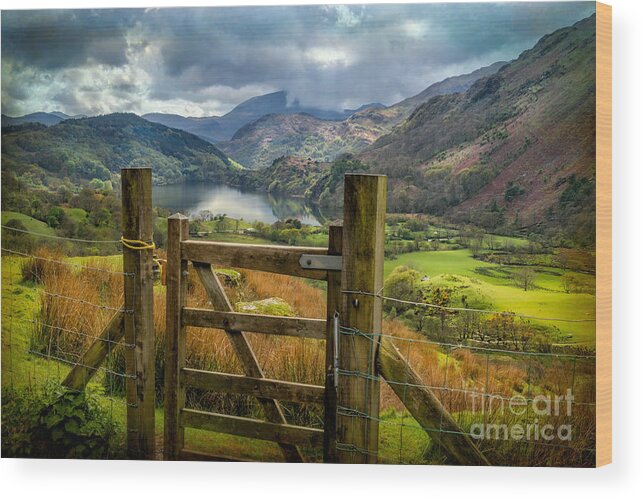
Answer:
596, 1, 612, 468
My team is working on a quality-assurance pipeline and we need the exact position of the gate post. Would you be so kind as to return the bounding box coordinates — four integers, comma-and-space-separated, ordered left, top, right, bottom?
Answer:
323, 224, 342, 463
121, 167, 156, 460
164, 213, 189, 460
337, 174, 386, 463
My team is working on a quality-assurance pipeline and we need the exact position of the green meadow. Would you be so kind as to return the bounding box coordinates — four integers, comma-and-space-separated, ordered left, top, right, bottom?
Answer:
384, 249, 595, 345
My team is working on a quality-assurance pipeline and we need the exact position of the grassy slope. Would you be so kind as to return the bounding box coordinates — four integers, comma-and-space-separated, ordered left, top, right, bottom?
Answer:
2, 211, 55, 235
384, 249, 595, 344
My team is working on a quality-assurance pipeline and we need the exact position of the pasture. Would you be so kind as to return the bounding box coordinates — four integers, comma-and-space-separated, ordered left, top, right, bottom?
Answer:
384, 249, 596, 345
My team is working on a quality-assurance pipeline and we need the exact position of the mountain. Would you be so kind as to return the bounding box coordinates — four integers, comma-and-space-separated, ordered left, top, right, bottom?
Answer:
143, 90, 378, 143
1, 113, 242, 186
217, 62, 506, 169
356, 14, 597, 243
218, 112, 381, 170
248, 15, 597, 245
349, 61, 508, 133
2, 112, 69, 127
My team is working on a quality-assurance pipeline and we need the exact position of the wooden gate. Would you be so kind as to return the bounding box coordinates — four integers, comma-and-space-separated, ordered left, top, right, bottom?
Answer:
163, 218, 345, 463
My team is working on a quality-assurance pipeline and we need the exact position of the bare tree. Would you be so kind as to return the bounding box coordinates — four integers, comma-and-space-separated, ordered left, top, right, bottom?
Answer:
513, 267, 535, 291
485, 234, 497, 251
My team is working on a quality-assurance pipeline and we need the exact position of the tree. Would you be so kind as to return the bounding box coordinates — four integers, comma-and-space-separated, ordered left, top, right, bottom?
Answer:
484, 234, 497, 251
512, 267, 535, 291
383, 266, 422, 314
469, 231, 485, 258
420, 286, 454, 338
90, 208, 111, 227
46, 206, 66, 228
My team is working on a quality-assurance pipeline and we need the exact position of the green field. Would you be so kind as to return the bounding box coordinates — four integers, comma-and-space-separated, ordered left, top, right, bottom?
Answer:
384, 249, 596, 344
2, 211, 55, 235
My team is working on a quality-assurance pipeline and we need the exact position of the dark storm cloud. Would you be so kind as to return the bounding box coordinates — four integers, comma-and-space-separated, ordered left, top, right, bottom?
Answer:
1, 3, 596, 117
1, 9, 138, 69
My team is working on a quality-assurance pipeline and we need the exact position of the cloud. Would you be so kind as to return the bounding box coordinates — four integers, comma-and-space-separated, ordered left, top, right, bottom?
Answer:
333, 5, 363, 28
1, 3, 597, 117
305, 47, 355, 68
403, 20, 429, 39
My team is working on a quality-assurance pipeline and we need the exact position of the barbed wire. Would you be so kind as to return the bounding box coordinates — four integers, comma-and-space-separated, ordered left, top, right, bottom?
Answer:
342, 289, 597, 323
28, 349, 136, 381
2, 233, 140, 420
336, 368, 596, 407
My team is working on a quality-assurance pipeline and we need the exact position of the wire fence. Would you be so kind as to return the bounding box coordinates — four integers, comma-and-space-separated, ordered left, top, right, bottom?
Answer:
1, 225, 138, 425
2, 224, 597, 464
335, 316, 596, 466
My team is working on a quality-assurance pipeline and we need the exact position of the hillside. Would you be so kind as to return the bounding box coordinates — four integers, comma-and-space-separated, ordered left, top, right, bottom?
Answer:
348, 61, 508, 134
219, 113, 380, 170
143, 91, 377, 143
1, 113, 242, 186
357, 14, 596, 244
217, 63, 505, 169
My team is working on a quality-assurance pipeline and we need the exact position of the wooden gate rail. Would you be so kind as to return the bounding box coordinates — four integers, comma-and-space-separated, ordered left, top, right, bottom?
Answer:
182, 368, 326, 404
181, 409, 324, 448
182, 240, 328, 280
182, 308, 326, 339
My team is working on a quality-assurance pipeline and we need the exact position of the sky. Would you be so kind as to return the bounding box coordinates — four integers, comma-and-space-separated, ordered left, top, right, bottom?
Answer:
1, 2, 596, 118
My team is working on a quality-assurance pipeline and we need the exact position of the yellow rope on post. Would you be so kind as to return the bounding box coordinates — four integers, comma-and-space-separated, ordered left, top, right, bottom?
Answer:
120, 236, 155, 250
154, 258, 166, 284
120, 237, 165, 283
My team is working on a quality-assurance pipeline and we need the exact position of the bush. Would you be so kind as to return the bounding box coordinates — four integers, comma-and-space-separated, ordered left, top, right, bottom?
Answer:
1, 382, 125, 459
2, 218, 35, 253
383, 266, 422, 313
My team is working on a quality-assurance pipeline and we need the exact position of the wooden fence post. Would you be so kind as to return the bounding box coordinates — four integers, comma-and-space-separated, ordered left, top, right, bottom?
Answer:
164, 213, 189, 460
121, 167, 156, 460
323, 224, 342, 463
338, 174, 386, 464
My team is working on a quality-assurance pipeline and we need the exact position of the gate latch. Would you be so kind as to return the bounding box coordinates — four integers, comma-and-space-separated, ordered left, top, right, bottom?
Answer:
299, 254, 342, 271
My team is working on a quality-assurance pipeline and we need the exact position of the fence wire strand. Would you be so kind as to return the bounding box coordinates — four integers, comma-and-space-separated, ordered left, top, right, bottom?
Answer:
336, 323, 596, 465
342, 289, 597, 323
2, 225, 139, 419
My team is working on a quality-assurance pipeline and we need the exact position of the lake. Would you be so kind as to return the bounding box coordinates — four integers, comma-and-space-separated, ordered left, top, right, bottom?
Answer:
153, 182, 325, 226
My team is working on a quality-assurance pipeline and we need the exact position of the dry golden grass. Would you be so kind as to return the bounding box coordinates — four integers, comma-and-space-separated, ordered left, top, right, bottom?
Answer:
29, 256, 595, 464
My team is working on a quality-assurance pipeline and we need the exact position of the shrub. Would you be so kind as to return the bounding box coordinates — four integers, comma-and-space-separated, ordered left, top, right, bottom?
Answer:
383, 266, 422, 313
1, 382, 125, 459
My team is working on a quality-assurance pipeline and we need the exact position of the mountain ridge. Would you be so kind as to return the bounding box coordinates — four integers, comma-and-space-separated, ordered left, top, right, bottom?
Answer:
143, 90, 384, 143
217, 61, 507, 169
1, 113, 242, 186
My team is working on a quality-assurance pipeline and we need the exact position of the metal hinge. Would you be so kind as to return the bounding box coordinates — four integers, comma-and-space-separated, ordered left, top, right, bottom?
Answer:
299, 254, 342, 271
